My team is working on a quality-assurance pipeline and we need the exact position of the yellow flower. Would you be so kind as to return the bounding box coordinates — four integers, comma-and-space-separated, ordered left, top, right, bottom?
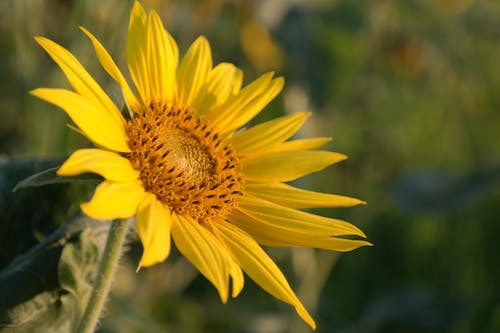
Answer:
32, 1, 370, 329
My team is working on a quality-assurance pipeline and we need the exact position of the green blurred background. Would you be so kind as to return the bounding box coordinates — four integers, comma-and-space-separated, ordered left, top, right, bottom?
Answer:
1, 0, 499, 332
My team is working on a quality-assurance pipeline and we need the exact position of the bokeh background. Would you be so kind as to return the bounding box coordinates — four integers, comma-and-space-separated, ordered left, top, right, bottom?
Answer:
1, 0, 500, 332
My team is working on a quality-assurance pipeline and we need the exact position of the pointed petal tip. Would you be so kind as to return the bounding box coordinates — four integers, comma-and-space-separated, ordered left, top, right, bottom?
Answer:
332, 218, 367, 239
132, 0, 145, 13
30, 87, 44, 96
79, 26, 91, 36
219, 290, 229, 304
56, 165, 68, 176
129, 0, 147, 29
34, 36, 56, 50
337, 152, 348, 161
34, 36, 46, 44
324, 151, 348, 165
138, 257, 162, 268
322, 137, 333, 143
353, 225, 368, 239
293, 111, 311, 121
344, 238, 373, 249
195, 35, 209, 44
294, 302, 317, 330
273, 76, 285, 90
348, 198, 367, 206
322, 151, 348, 164
266, 70, 275, 77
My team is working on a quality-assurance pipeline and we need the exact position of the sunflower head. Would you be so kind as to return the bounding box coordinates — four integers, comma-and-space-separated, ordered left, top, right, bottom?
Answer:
31, 1, 370, 329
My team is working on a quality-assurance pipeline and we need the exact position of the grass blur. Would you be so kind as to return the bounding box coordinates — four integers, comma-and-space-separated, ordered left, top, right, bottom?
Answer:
1, 0, 499, 332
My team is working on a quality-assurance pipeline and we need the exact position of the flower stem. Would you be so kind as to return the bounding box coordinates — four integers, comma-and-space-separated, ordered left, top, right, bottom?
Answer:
76, 218, 130, 333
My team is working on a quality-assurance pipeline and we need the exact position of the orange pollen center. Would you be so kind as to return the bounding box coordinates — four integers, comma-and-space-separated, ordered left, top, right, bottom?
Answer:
125, 101, 243, 220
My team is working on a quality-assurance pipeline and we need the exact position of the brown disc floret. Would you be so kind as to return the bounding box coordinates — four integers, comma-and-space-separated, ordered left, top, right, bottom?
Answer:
126, 101, 243, 220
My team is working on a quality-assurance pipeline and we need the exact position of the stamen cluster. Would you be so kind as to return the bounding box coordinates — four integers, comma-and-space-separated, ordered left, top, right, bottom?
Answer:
126, 102, 243, 220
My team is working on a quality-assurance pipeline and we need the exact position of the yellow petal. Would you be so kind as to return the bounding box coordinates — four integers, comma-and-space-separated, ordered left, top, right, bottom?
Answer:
192, 63, 243, 114
57, 148, 138, 182
241, 150, 346, 183
205, 72, 274, 130
226, 251, 245, 297
34, 36, 125, 127
229, 210, 371, 252
212, 221, 316, 330
176, 36, 212, 108
237, 195, 366, 237
81, 180, 145, 219
229, 112, 310, 156
80, 26, 139, 110
31, 88, 129, 152
223, 76, 284, 134
245, 182, 365, 209
212, 75, 284, 134
144, 10, 178, 101
171, 214, 230, 302
126, 1, 149, 100
264, 137, 332, 153
204, 220, 245, 298
136, 193, 172, 268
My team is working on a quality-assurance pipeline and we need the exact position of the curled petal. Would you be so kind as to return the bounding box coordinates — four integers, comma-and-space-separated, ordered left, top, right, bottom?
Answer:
136, 194, 172, 268
31, 88, 129, 152
81, 180, 145, 219
58, 148, 138, 182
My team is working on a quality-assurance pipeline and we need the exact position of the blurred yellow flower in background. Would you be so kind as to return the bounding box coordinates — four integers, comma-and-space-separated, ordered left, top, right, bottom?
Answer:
31, 1, 370, 329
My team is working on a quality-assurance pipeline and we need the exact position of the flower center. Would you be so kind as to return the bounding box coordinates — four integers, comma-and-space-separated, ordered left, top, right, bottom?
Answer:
126, 101, 243, 220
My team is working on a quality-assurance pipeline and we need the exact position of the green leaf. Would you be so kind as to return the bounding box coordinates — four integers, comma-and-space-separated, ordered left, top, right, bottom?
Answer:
12, 167, 103, 192
0, 157, 97, 268
58, 229, 100, 317
0, 216, 110, 333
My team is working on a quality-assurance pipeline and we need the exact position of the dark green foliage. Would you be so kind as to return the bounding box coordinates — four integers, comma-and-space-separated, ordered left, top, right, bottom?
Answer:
0, 216, 109, 333
13, 167, 102, 192
0, 158, 107, 332
0, 158, 98, 267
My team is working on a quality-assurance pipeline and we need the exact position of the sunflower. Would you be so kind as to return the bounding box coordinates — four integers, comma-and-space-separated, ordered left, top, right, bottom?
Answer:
32, 1, 370, 329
